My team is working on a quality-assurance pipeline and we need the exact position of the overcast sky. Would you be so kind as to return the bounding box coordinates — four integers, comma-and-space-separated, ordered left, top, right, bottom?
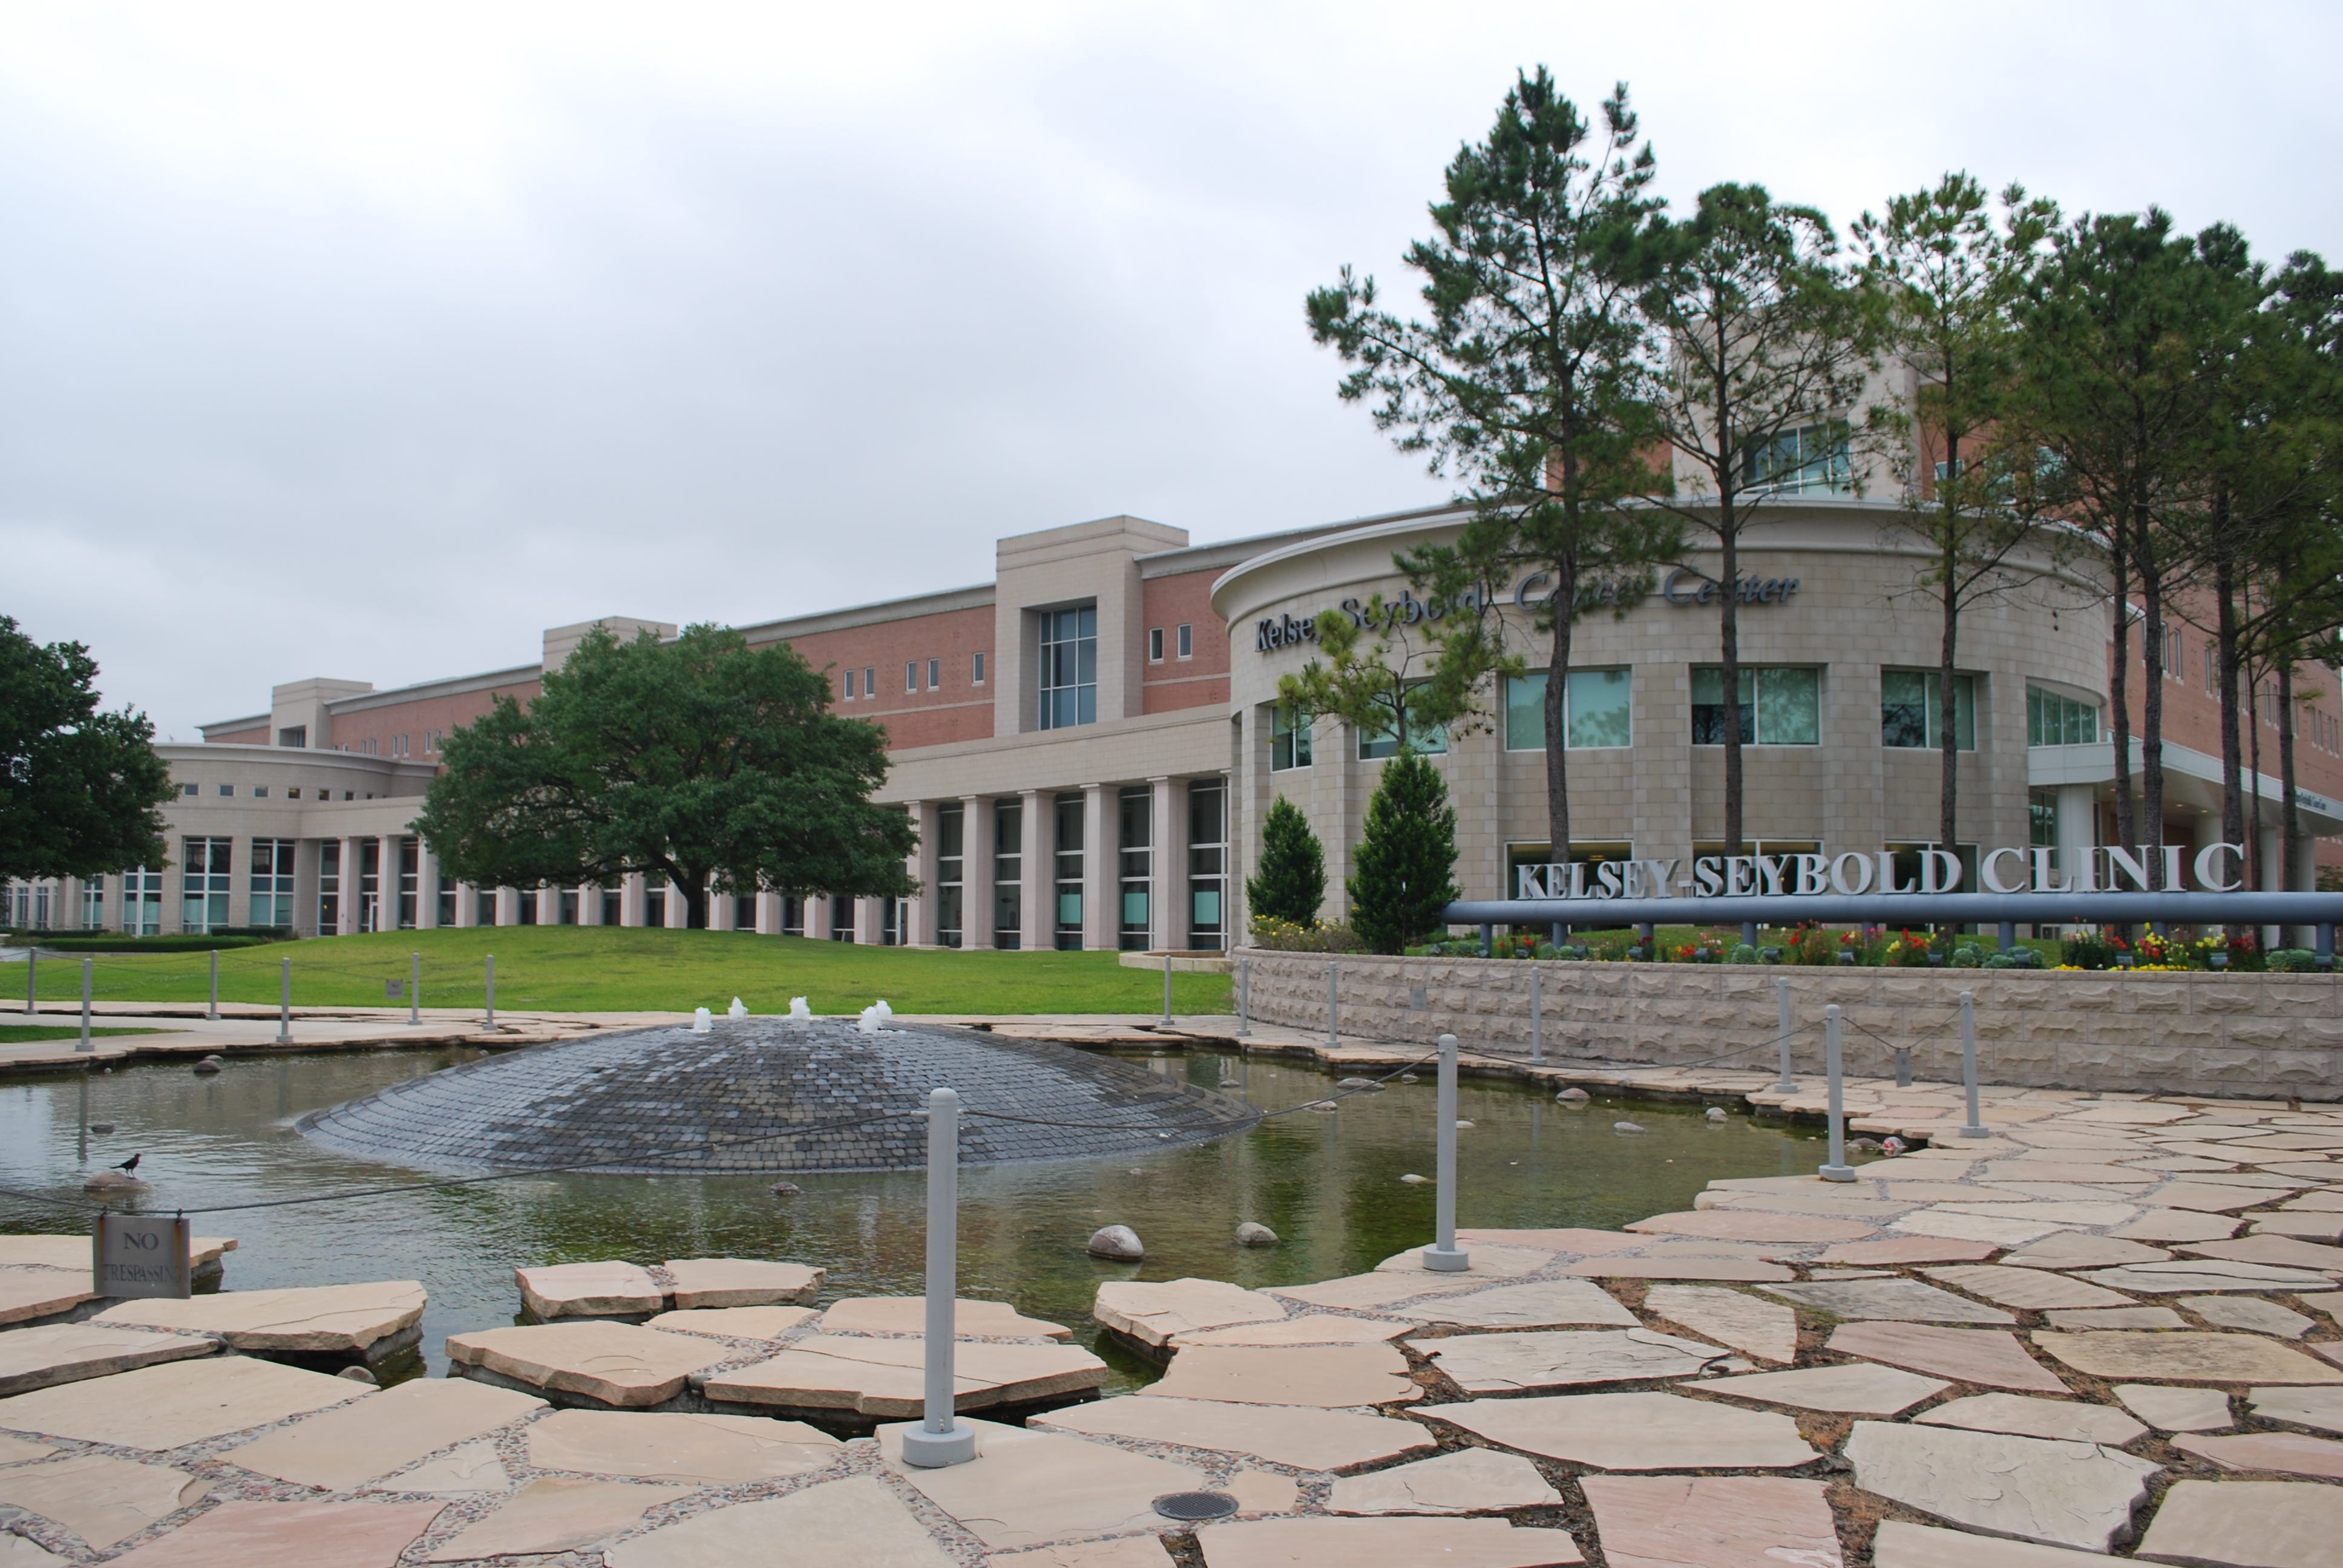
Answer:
5, 2, 2338, 739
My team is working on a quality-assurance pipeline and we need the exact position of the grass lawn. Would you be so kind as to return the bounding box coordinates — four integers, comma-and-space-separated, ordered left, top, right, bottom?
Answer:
0, 1024, 167, 1042
14, 927, 1234, 1017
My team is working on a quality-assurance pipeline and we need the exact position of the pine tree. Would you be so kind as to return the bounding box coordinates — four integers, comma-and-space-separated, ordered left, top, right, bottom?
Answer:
1346, 751, 1460, 955
1246, 797, 1326, 927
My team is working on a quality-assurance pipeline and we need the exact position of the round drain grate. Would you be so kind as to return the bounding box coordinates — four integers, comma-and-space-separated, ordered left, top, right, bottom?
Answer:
1152, 1491, 1239, 1522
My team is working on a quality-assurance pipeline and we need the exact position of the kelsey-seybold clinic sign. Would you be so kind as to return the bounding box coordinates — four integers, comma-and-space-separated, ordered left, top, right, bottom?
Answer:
1253, 569, 1802, 653
1514, 843, 2253, 901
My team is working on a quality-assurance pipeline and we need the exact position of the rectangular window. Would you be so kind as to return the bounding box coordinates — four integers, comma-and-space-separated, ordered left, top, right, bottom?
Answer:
1504, 670, 1633, 751
1270, 704, 1313, 771
844, 669, 857, 699
182, 782, 197, 796
863, 667, 876, 701
277, 725, 306, 748
253, 785, 268, 799
1177, 623, 1193, 659
1187, 780, 1225, 951
217, 783, 233, 797
831, 892, 854, 941
2164, 624, 2183, 678
317, 841, 339, 933
1881, 670, 1976, 750
1054, 794, 1084, 950
1691, 667, 1820, 745
358, 840, 381, 933
781, 893, 804, 937
2029, 788, 2059, 848
973, 650, 986, 685
1149, 627, 1164, 662
907, 661, 919, 693
397, 837, 419, 929
287, 787, 300, 799
123, 867, 163, 935
444, 877, 463, 928
2026, 685, 2100, 746
1357, 690, 1450, 760
928, 658, 941, 690
1118, 786, 1151, 951
993, 799, 1023, 949
1038, 606, 1098, 730
735, 893, 756, 932
250, 838, 296, 929
82, 881, 104, 930
1743, 421, 1852, 496
181, 837, 232, 933
644, 882, 665, 927
935, 802, 964, 949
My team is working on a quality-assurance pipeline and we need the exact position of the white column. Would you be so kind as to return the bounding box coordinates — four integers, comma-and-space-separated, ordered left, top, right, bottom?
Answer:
379, 836, 399, 930
454, 880, 477, 928
755, 890, 781, 935
2056, 785, 2095, 889
905, 800, 935, 947
964, 796, 994, 949
1020, 788, 1050, 951
417, 843, 440, 929
338, 837, 361, 935
1150, 777, 1186, 952
226, 839, 252, 930
577, 881, 600, 926
853, 896, 882, 945
664, 878, 688, 929
709, 890, 735, 932
620, 872, 644, 927
1082, 785, 1115, 950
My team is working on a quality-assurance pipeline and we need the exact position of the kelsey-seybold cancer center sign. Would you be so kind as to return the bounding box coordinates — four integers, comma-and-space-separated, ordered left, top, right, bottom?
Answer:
1514, 843, 2253, 901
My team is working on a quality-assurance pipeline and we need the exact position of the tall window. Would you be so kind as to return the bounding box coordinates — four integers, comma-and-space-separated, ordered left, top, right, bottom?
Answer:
1691, 667, 1819, 745
1271, 704, 1312, 771
82, 881, 104, 930
1054, 794, 1084, 950
906, 661, 919, 693
1177, 623, 1193, 659
358, 840, 382, 933
1149, 627, 1165, 662
250, 839, 296, 929
1743, 421, 1852, 496
2163, 623, 2183, 678
936, 803, 964, 949
2030, 788, 2059, 848
1039, 606, 1098, 730
396, 838, 420, 929
928, 658, 940, 690
317, 841, 340, 932
644, 879, 666, 927
1504, 670, 1633, 751
973, 650, 986, 685
1881, 670, 1976, 750
1118, 787, 1151, 950
1357, 694, 1450, 760
447, 878, 465, 928
844, 669, 857, 699
992, 799, 1023, 948
2027, 686, 2100, 746
181, 838, 232, 933
123, 868, 163, 935
1187, 780, 1225, 951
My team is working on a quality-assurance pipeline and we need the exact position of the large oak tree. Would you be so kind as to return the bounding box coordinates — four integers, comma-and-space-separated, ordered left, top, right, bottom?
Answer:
0, 617, 174, 885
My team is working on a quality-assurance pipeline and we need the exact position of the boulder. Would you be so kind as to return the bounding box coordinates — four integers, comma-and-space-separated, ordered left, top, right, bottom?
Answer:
1234, 1223, 1280, 1248
1087, 1225, 1144, 1261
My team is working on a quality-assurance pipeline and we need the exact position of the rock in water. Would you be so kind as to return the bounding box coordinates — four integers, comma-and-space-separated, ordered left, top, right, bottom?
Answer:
82, 1171, 149, 1192
1455, 1120, 1474, 1129
1706, 1107, 1729, 1123
769, 1181, 801, 1197
1398, 1073, 1420, 1083
1337, 1077, 1383, 1090
1613, 1120, 1647, 1135
1556, 1088, 1591, 1105
1400, 1174, 1429, 1184
1088, 1225, 1144, 1261
192, 1060, 221, 1075
337, 1365, 379, 1384
1218, 1077, 1242, 1089
1234, 1222, 1280, 1248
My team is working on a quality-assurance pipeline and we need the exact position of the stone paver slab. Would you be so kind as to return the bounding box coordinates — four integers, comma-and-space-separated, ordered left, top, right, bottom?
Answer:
2034, 1330, 2343, 1385
1872, 1518, 2141, 1566
1155, 1343, 1417, 1407
646, 1305, 816, 1340
0, 1323, 217, 1398
425, 1474, 690, 1560
0, 1436, 50, 1465
706, 1334, 1105, 1416
102, 1500, 444, 1568
444, 1321, 730, 1407
1038, 1396, 1433, 1472
94, 1282, 425, 1356
2152, 1181, 2292, 1212
2080, 1260, 2335, 1294
2042, 1306, 2189, 1330
1763, 1277, 2016, 1324
819, 1296, 1068, 1339
528, 1408, 841, 1482
603, 1475, 955, 1568
1708, 1362, 1949, 1414
1916, 1392, 2147, 1445
1560, 1256, 1794, 1282
1171, 1315, 1409, 1347
1094, 1279, 1285, 1348
517, 1259, 664, 1319
367, 1442, 509, 1495
1196, 1517, 1581, 1567
2181, 1234, 2343, 1271
1642, 1284, 1795, 1364
1421, 1390, 1815, 1470
1826, 1322, 2068, 1393
221, 1376, 543, 1490
1325, 1447, 1561, 1515
1455, 1227, 1643, 1253
2002, 1233, 2171, 1269
1921, 1266, 2135, 1311
1414, 1328, 1722, 1394
1818, 1237, 1999, 1266
2110, 1208, 2243, 1243
989, 1539, 1176, 1568
0, 1453, 208, 1549
1371, 1244, 1555, 1276
2172, 1431, 2343, 1480
2252, 1212, 2343, 1240
2250, 1384, 2343, 1434
2115, 1382, 2231, 1431
2183, 1296, 2314, 1337
661, 1257, 821, 1308
1626, 1209, 1876, 1244
0, 1270, 96, 1328
1268, 1272, 1480, 1310
1389, 1279, 1634, 1329
1843, 1420, 2158, 1550
0, 1354, 367, 1449
1579, 1474, 1841, 1568
2137, 1478, 2343, 1568
876, 1417, 1202, 1549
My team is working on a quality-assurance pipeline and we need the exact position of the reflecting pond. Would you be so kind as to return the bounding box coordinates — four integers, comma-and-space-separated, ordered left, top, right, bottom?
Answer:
0, 1044, 1830, 1391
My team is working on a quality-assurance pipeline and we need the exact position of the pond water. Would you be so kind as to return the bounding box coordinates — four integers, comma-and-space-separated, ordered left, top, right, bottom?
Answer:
0, 1044, 1829, 1392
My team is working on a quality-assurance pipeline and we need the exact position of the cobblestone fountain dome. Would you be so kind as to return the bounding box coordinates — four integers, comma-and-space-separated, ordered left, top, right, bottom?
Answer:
300, 1018, 1260, 1174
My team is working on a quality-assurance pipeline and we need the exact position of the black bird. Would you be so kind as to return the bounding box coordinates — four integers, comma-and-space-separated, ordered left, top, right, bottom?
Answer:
110, 1154, 140, 1174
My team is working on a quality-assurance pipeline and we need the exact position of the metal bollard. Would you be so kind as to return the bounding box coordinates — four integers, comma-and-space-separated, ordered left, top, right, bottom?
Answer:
900, 1086, 976, 1468
1959, 989, 1990, 1137
1529, 965, 1544, 1066
208, 950, 219, 1021
1235, 958, 1250, 1038
24, 949, 33, 1014
1479, 923, 1493, 957
1742, 920, 1758, 949
1774, 976, 1796, 1093
1997, 920, 2016, 953
1895, 1048, 1912, 1088
410, 952, 421, 1027
1818, 1004, 1854, 1180
275, 957, 293, 1045
1326, 961, 1339, 1047
76, 959, 93, 1053
1421, 1033, 1471, 1271
484, 955, 496, 1031
1161, 952, 1173, 1025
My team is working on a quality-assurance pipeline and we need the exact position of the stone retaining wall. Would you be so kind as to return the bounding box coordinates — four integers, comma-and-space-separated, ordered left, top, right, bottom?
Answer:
1237, 951, 2343, 1100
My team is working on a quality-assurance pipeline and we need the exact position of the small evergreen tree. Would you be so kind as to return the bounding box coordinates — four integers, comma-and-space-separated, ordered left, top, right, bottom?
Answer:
1246, 797, 1326, 927
1346, 751, 1460, 955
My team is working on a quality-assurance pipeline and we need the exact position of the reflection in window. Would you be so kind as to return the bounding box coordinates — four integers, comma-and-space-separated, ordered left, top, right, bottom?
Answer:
2027, 685, 2100, 746
1881, 670, 1976, 750
1743, 421, 1852, 495
1504, 670, 1632, 751
1691, 667, 1818, 745
1270, 705, 1312, 771
1040, 606, 1098, 730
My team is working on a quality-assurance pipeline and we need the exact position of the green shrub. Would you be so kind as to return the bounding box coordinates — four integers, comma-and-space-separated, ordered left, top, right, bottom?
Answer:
1246, 797, 1326, 926
1346, 750, 1459, 956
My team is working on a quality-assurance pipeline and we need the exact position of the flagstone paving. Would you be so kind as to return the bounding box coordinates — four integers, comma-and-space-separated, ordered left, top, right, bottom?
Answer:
4, 1070, 2343, 1564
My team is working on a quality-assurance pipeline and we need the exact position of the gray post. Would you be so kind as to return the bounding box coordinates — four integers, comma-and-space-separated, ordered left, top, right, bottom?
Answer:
1895, 1047, 1912, 1088
2319, 924, 2336, 963
1818, 1004, 1853, 1181
1774, 976, 1795, 1093
1742, 919, 1758, 949
1479, 923, 1493, 957
484, 954, 496, 1031
275, 957, 292, 1045
76, 959, 93, 1053
1997, 920, 2016, 953
1421, 1033, 1470, 1271
1637, 921, 1655, 959
208, 950, 218, 1021
1161, 952, 1173, 1025
1325, 961, 1339, 1047
1529, 965, 1544, 1065
409, 952, 421, 1027
24, 949, 33, 1014
1235, 958, 1250, 1038
900, 1086, 975, 1468
1959, 989, 1990, 1137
